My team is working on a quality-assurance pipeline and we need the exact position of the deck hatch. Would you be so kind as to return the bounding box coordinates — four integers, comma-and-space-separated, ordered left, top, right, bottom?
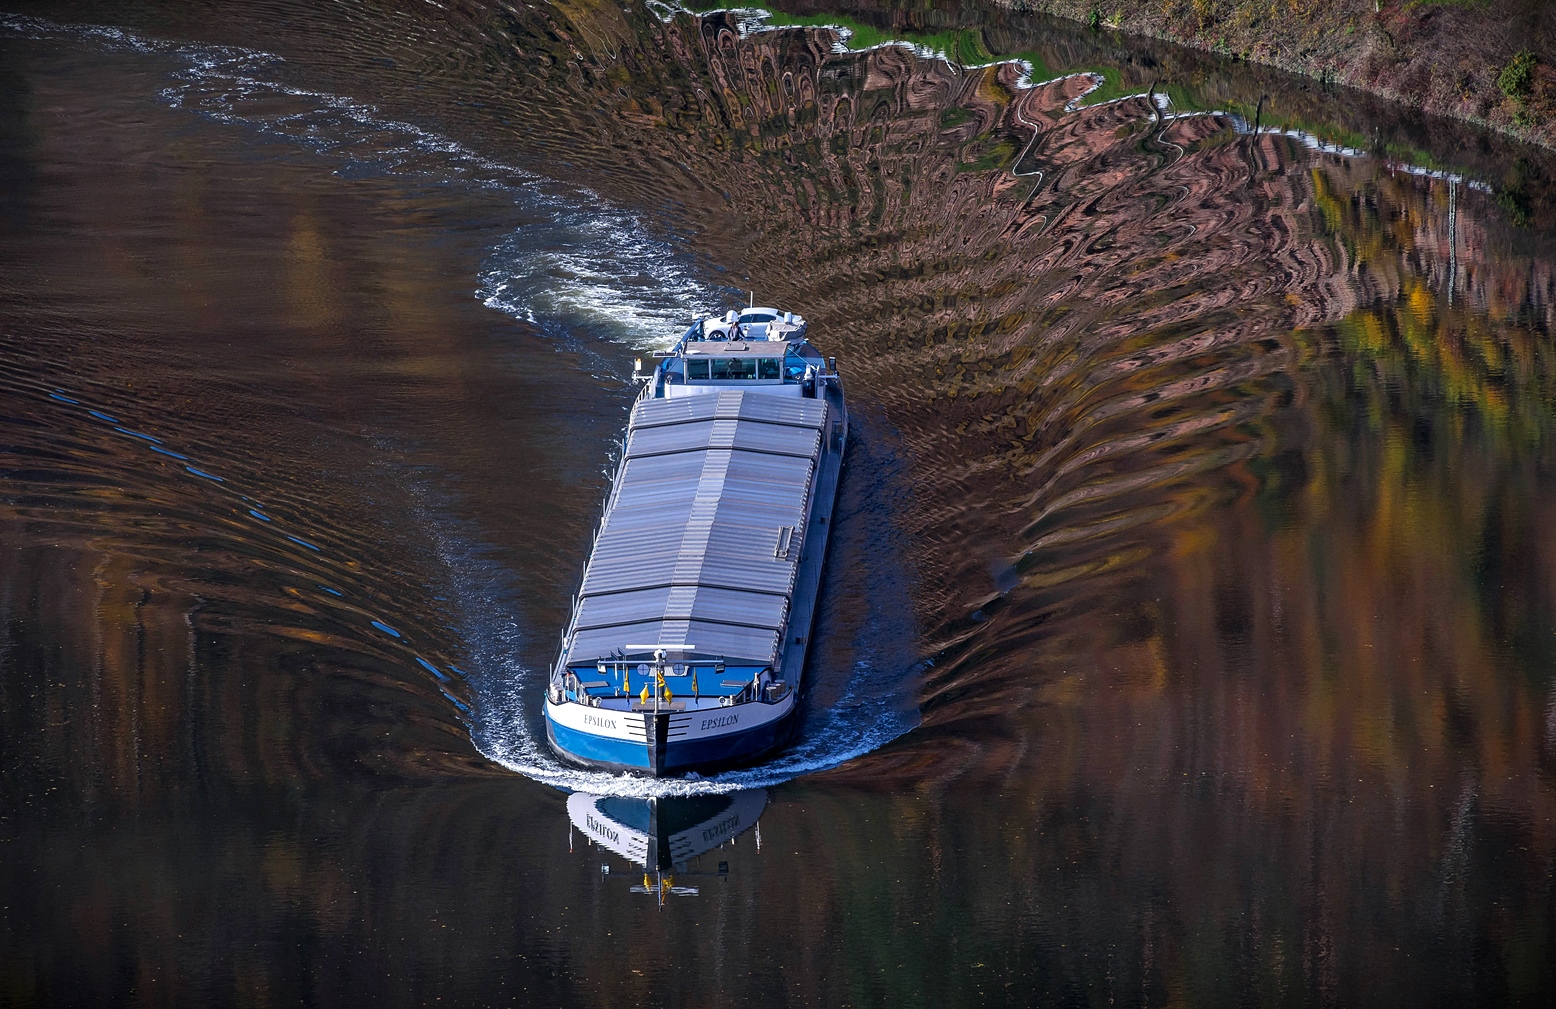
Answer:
570, 620, 781, 664
628, 391, 828, 431
624, 418, 821, 460
564, 390, 828, 666
571, 585, 788, 633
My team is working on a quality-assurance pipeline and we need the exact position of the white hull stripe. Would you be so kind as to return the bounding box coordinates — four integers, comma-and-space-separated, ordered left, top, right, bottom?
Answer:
547, 693, 794, 743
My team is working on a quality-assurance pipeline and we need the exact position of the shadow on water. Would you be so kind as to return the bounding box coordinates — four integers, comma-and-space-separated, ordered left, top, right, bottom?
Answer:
3, 0, 1556, 1003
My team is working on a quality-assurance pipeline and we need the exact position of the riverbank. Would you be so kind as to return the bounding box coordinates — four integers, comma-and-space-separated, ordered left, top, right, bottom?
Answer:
1016, 0, 1553, 149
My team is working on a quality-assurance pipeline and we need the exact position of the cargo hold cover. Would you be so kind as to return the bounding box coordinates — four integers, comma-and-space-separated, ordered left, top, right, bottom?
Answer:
563, 390, 828, 667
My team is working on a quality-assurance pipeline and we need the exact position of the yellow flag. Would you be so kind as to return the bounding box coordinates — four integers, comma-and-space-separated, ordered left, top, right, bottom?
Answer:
640, 683, 650, 705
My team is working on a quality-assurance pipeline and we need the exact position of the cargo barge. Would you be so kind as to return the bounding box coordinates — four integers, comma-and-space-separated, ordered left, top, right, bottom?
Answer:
544, 307, 846, 775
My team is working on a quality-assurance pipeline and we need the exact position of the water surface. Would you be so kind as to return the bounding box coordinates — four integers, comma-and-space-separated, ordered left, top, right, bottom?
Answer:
3, 1, 1555, 1004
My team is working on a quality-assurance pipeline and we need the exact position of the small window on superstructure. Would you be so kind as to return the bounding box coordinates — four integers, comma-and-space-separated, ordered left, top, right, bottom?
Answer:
686, 359, 709, 380
711, 358, 756, 380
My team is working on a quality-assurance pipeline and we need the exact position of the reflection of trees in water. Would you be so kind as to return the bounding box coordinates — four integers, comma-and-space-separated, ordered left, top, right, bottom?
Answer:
0, 532, 489, 806
606, 12, 1556, 992
4, 2, 1554, 1002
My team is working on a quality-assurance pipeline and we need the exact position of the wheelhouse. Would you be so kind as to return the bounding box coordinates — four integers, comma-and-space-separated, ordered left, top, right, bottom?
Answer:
651, 308, 830, 400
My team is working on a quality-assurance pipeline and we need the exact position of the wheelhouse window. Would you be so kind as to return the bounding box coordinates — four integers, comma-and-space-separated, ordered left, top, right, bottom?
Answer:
686, 356, 785, 381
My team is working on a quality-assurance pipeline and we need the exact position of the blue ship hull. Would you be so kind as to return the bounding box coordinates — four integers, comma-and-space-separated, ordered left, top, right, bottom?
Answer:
545, 707, 795, 776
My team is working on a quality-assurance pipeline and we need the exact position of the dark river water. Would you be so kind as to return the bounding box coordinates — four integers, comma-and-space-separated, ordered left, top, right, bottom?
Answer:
3, 1, 1555, 1005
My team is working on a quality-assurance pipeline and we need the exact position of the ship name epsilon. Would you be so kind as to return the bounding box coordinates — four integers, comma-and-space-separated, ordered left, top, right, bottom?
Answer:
700, 713, 739, 731
586, 813, 620, 844
701, 814, 742, 843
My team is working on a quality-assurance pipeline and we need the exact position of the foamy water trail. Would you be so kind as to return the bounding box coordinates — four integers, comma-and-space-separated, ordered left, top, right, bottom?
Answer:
477, 215, 725, 351
0, 11, 732, 351
0, 10, 917, 794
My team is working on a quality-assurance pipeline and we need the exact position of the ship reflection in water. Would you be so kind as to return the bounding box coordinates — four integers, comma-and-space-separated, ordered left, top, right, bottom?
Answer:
568, 791, 768, 904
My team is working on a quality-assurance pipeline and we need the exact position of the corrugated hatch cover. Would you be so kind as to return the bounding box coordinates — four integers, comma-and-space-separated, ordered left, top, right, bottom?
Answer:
564, 390, 829, 667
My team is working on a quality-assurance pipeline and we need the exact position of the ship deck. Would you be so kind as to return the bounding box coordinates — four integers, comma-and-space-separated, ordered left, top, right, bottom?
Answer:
560, 389, 830, 690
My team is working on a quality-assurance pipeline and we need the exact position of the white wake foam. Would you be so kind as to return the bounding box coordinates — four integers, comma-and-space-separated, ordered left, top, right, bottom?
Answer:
1, 11, 732, 352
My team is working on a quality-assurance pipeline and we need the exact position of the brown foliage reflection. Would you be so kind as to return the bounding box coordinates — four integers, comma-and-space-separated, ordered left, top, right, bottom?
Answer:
3, 2, 1556, 1001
